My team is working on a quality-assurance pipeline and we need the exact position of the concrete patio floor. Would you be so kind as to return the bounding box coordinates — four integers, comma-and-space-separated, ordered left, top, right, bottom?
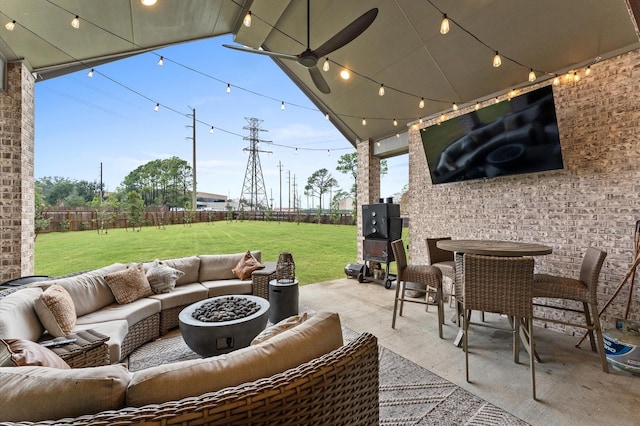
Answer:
299, 278, 640, 426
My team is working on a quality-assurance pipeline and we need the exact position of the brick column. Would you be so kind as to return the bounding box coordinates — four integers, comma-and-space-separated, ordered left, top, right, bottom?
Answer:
0, 62, 35, 281
356, 138, 380, 262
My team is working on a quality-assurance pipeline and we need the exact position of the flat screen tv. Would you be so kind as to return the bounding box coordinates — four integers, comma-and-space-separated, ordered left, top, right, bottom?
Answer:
421, 85, 564, 184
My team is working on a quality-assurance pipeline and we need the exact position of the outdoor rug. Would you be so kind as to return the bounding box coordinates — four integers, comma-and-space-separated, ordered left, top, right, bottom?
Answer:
128, 327, 529, 426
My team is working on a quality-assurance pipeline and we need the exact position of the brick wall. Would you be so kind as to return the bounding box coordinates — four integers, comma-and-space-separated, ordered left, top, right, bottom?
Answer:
357, 138, 381, 261
404, 50, 640, 332
0, 62, 35, 281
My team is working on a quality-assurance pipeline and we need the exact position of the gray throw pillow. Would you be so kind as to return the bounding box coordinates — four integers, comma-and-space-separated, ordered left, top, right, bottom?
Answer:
146, 260, 185, 294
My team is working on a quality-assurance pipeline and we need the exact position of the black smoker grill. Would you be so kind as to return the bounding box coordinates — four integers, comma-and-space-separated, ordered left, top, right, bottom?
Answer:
360, 199, 402, 288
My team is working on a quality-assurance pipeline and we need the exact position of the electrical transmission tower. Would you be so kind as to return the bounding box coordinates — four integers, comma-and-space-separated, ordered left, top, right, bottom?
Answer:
239, 117, 272, 211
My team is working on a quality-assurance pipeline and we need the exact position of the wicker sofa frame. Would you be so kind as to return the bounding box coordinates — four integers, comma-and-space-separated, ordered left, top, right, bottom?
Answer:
8, 332, 379, 426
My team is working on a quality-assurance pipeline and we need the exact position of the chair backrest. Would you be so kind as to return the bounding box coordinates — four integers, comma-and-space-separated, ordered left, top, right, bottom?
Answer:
390, 239, 407, 277
426, 237, 454, 265
579, 248, 607, 296
463, 254, 535, 319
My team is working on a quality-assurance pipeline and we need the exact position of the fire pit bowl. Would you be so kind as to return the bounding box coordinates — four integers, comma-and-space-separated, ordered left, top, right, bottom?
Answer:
179, 295, 270, 357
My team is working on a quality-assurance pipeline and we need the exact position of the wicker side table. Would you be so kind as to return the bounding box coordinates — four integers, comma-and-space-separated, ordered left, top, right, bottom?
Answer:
252, 262, 277, 300
42, 329, 110, 368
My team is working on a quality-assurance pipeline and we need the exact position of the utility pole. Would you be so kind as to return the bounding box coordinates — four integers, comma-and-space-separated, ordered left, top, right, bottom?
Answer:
239, 117, 271, 211
186, 108, 197, 212
278, 161, 283, 212
99, 162, 103, 204
287, 170, 291, 212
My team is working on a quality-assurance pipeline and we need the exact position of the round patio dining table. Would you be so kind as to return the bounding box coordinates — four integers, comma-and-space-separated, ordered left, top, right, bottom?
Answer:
436, 239, 552, 257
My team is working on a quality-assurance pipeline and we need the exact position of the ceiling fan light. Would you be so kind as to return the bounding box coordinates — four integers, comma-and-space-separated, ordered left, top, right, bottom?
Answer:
243, 11, 252, 27
492, 51, 501, 67
5, 20, 16, 31
322, 58, 330, 72
71, 15, 80, 29
418, 98, 425, 108
378, 84, 385, 96
440, 14, 449, 34
340, 69, 350, 80
528, 69, 536, 82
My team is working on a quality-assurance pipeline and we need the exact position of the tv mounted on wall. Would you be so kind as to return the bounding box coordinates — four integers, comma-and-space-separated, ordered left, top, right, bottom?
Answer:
421, 85, 564, 185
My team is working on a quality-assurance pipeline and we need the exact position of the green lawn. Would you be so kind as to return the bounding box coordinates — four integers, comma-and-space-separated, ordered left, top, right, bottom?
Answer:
35, 221, 364, 285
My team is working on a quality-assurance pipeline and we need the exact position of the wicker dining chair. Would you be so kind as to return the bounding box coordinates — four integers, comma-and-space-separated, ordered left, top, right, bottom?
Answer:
462, 253, 537, 399
390, 239, 444, 338
426, 237, 456, 307
533, 247, 609, 373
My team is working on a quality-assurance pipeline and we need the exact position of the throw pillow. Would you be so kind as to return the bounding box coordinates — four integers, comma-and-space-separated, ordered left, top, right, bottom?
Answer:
251, 312, 308, 345
231, 250, 265, 280
0, 339, 70, 369
104, 263, 153, 304
146, 260, 185, 294
33, 284, 76, 337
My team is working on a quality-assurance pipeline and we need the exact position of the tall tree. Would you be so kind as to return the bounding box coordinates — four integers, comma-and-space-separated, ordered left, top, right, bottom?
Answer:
304, 168, 338, 212
121, 157, 192, 207
336, 152, 388, 200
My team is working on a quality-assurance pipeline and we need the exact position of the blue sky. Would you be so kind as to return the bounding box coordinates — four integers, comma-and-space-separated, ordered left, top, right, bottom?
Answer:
34, 34, 407, 209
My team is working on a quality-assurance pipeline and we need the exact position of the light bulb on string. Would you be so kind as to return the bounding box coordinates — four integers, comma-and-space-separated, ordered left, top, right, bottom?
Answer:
295, 148, 298, 155
210, 126, 214, 134
281, 101, 285, 111
378, 84, 385, 96
157, 56, 164, 66
553, 75, 560, 85
71, 15, 80, 29
87, 69, 94, 78
340, 69, 350, 80
440, 14, 450, 34
574, 72, 580, 82
376, 141, 380, 147
393, 118, 398, 126
5, 20, 16, 31
492, 51, 501, 67
154, 103, 159, 112
327, 149, 331, 156
322, 58, 330, 72
226, 83, 231, 93
452, 102, 458, 111
325, 113, 329, 120
475, 102, 480, 111
419, 98, 425, 108
362, 118, 367, 126
419, 118, 423, 124
494, 97, 499, 104
585, 66, 592, 76
243, 11, 252, 27
528, 69, 536, 82
396, 133, 400, 138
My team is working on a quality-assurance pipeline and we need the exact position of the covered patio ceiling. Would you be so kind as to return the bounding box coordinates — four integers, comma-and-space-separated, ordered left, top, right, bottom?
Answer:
1, 0, 639, 151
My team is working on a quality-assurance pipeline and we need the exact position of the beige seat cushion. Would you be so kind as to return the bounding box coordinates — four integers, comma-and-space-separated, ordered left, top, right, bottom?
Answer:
0, 287, 45, 341
200, 279, 253, 298
0, 364, 129, 422
127, 311, 343, 407
74, 319, 129, 364
104, 263, 153, 304
33, 284, 76, 337
76, 297, 160, 329
148, 283, 208, 310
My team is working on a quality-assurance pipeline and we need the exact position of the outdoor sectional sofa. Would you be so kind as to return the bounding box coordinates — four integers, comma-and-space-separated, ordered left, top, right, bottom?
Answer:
0, 251, 276, 364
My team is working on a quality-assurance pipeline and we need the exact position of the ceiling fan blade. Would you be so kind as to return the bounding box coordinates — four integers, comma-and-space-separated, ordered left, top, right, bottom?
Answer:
309, 66, 331, 94
313, 8, 378, 58
222, 44, 298, 61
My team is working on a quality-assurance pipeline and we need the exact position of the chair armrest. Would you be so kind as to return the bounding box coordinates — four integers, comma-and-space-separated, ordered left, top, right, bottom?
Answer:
252, 262, 277, 300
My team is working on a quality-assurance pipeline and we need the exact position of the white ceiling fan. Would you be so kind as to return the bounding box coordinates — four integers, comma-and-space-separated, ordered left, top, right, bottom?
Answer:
224, 1, 378, 94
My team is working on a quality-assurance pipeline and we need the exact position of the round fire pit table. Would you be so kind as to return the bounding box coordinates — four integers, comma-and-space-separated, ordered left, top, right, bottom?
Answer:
179, 295, 270, 357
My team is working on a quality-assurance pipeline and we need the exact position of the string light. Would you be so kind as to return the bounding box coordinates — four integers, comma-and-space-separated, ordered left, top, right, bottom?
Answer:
340, 69, 350, 80
157, 56, 164, 66
210, 126, 214, 133
440, 14, 450, 34
528, 69, 536, 82
281, 101, 285, 110
573, 72, 580, 82
325, 113, 329, 120
243, 11, 252, 27
71, 15, 80, 29
5, 20, 16, 31
362, 118, 367, 126
452, 102, 458, 111
475, 102, 480, 110
295, 148, 298, 155
553, 75, 560, 85
226, 83, 231, 93
378, 84, 385, 96
396, 133, 400, 138
585, 66, 592, 76
322, 58, 330, 72
393, 118, 398, 126
327, 149, 331, 156
492, 51, 502, 67
495, 97, 499, 104
87, 68, 94, 78
419, 98, 425, 108
154, 103, 159, 112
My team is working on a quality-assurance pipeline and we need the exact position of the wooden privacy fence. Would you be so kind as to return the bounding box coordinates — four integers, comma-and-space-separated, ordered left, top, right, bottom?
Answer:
38, 208, 355, 233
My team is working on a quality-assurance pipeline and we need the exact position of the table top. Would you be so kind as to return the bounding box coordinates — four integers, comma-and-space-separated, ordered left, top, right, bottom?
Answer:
436, 239, 552, 256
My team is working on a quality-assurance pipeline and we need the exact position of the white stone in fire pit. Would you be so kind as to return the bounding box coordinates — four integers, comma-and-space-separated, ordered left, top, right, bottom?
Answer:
179, 295, 270, 357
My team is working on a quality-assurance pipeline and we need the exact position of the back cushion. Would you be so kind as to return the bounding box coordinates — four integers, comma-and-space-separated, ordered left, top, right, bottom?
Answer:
160, 256, 200, 286
199, 251, 262, 282
0, 288, 45, 341
0, 364, 129, 422
126, 311, 342, 407
51, 264, 125, 317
